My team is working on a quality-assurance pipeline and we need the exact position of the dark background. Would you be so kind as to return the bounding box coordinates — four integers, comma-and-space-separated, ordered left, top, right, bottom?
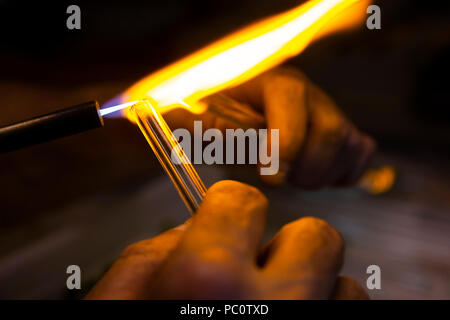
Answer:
0, 1, 449, 299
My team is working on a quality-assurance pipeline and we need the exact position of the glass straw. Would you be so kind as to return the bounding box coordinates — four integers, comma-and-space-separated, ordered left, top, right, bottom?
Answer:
131, 100, 207, 214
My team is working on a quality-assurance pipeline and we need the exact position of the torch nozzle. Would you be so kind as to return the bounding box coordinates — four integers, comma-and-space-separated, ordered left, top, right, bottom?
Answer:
0, 100, 103, 154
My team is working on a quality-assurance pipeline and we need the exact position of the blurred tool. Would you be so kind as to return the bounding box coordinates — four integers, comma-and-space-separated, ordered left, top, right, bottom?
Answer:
0, 100, 136, 154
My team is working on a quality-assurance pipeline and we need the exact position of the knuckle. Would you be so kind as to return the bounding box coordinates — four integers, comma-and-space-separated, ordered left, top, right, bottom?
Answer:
207, 180, 268, 209
282, 217, 343, 249
307, 85, 352, 148
308, 217, 334, 232
317, 119, 351, 148
120, 241, 147, 258
303, 216, 340, 236
265, 71, 306, 94
261, 67, 309, 95
269, 66, 309, 82
121, 232, 180, 259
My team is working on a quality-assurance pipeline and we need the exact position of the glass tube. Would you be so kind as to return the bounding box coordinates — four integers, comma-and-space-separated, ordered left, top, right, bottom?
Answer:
131, 100, 207, 214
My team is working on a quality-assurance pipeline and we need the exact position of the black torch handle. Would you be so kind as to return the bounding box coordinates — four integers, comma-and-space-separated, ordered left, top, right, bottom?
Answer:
0, 100, 103, 154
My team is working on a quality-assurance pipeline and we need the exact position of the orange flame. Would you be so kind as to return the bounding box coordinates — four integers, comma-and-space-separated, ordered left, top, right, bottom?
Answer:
120, 0, 370, 119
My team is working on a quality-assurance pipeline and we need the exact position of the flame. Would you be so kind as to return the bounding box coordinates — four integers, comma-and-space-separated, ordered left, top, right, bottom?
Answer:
110, 0, 370, 119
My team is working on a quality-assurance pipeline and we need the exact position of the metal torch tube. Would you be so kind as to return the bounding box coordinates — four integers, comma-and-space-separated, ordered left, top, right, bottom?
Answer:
0, 101, 103, 154
132, 100, 207, 214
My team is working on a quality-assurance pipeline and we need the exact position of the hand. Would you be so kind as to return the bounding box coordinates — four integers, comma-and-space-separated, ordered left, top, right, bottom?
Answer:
166, 67, 376, 189
86, 180, 368, 300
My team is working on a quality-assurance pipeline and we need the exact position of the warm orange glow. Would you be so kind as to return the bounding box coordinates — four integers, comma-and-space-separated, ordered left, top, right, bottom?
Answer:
359, 166, 396, 195
120, 0, 370, 119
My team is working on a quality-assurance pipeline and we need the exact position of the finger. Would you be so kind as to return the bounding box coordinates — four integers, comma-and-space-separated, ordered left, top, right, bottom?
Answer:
289, 83, 354, 189
313, 127, 361, 187
176, 180, 268, 262
150, 180, 268, 299
322, 128, 376, 187
259, 68, 309, 186
86, 222, 189, 300
330, 276, 370, 300
260, 217, 344, 299
334, 133, 377, 186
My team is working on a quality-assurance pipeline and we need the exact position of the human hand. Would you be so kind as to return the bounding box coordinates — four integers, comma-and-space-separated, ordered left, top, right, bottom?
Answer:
86, 180, 368, 300
166, 67, 376, 189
